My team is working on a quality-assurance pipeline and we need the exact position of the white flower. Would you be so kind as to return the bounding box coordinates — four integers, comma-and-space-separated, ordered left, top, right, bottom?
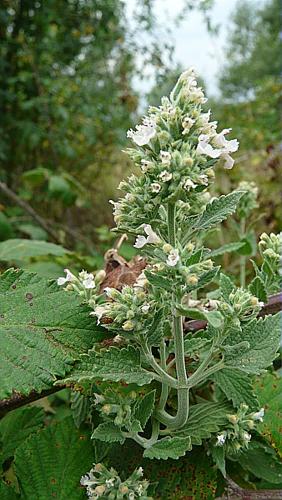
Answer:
57, 268, 75, 286
93, 305, 108, 324
180, 67, 196, 81
79, 270, 95, 289
105, 478, 115, 488
160, 150, 171, 165
140, 159, 153, 172
221, 153, 234, 169
198, 174, 209, 185
213, 128, 239, 153
151, 182, 161, 193
183, 178, 196, 191
196, 135, 222, 159
127, 117, 157, 146
166, 249, 180, 267
216, 433, 226, 446
141, 303, 150, 314
252, 408, 264, 422
182, 116, 195, 134
134, 224, 161, 249
243, 431, 251, 442
159, 170, 172, 182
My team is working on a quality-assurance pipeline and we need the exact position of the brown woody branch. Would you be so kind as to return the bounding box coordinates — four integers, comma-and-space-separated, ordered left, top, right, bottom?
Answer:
0, 181, 60, 243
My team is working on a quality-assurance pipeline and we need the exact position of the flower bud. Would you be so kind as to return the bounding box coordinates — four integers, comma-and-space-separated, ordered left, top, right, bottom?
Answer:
246, 419, 255, 429
101, 404, 112, 415
183, 156, 193, 167
250, 296, 259, 306
227, 414, 238, 424
126, 310, 135, 319
205, 168, 215, 178
94, 463, 104, 473
119, 485, 129, 494
95, 270, 106, 284
95, 485, 106, 495
187, 274, 198, 285
186, 242, 195, 252
163, 243, 173, 254
122, 320, 135, 331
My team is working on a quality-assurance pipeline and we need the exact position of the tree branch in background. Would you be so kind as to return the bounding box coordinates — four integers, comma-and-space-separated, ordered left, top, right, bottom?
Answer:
0, 181, 60, 244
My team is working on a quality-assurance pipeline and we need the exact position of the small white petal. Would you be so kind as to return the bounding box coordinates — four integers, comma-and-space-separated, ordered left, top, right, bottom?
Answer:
134, 235, 147, 249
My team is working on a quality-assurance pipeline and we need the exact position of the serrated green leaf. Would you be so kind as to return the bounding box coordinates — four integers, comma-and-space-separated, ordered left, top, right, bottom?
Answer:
61, 346, 155, 386
183, 336, 212, 357
212, 368, 259, 410
0, 239, 68, 261
0, 269, 105, 400
144, 436, 191, 460
224, 312, 281, 374
91, 422, 125, 444
174, 401, 230, 445
176, 306, 223, 328
71, 392, 90, 428
192, 191, 244, 231
0, 406, 45, 462
211, 445, 226, 477
249, 276, 267, 303
209, 241, 245, 258
219, 273, 235, 301
145, 270, 172, 291
238, 441, 282, 484
146, 308, 165, 346
15, 417, 93, 499
132, 390, 156, 429
186, 267, 220, 293
254, 373, 282, 455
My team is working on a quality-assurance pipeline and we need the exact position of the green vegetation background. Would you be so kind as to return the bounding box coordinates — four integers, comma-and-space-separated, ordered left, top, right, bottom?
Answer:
0, 0, 281, 276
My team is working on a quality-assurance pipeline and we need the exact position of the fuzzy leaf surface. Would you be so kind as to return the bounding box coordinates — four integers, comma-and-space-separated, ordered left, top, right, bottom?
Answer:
0, 269, 105, 399
209, 241, 245, 258
15, 417, 93, 499
132, 390, 156, 429
254, 373, 282, 455
61, 346, 155, 386
0, 406, 45, 462
224, 312, 281, 374
144, 436, 192, 460
174, 401, 230, 445
91, 422, 125, 444
238, 441, 282, 484
219, 272, 235, 301
249, 275, 267, 303
192, 191, 244, 231
212, 368, 259, 410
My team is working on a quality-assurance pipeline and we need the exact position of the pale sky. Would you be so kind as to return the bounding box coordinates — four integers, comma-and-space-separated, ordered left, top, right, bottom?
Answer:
128, 0, 263, 97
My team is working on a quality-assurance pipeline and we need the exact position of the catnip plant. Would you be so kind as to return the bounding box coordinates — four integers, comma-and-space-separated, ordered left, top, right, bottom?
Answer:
57, 69, 282, 498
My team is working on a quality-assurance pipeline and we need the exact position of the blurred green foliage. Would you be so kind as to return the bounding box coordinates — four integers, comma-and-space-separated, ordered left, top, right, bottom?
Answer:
0, 0, 281, 277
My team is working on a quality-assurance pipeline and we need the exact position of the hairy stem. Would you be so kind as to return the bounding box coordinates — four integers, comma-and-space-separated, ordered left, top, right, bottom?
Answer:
155, 204, 189, 429
239, 217, 246, 287
158, 340, 169, 410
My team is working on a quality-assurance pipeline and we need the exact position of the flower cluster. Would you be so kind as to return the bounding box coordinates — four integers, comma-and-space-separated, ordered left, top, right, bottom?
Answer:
81, 463, 151, 499
111, 68, 239, 233
93, 388, 138, 428
57, 268, 105, 305
216, 405, 265, 454
259, 232, 281, 263
92, 284, 155, 334
236, 181, 259, 219
219, 288, 264, 322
